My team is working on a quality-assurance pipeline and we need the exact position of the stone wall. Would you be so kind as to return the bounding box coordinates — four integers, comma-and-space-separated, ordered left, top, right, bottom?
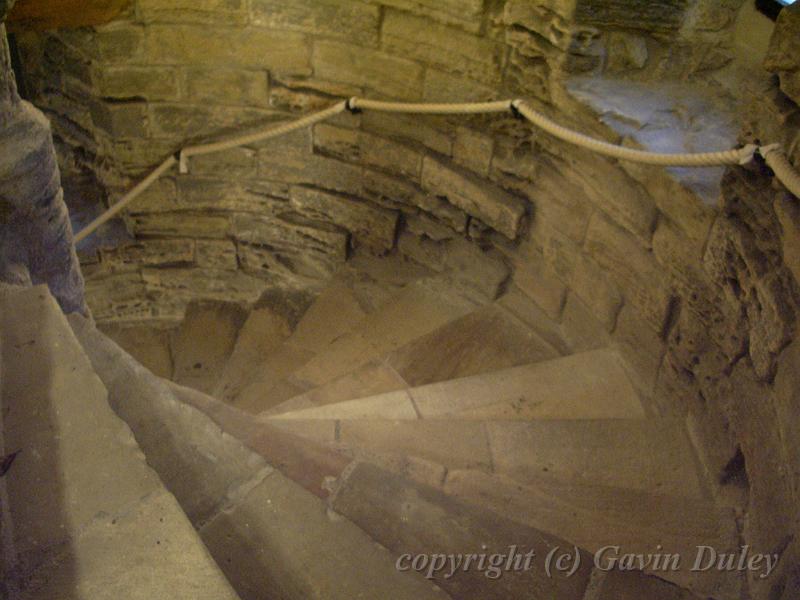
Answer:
8, 2, 800, 597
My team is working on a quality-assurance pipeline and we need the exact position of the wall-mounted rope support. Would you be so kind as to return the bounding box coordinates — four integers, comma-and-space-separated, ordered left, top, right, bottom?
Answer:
74, 96, 800, 243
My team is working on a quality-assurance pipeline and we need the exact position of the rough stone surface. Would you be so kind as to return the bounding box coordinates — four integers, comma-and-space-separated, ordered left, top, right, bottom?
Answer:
765, 4, 800, 105
0, 96, 86, 313
0, 285, 237, 600
421, 156, 525, 239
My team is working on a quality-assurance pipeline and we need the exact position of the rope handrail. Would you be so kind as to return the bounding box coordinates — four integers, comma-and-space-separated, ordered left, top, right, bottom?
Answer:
74, 96, 800, 243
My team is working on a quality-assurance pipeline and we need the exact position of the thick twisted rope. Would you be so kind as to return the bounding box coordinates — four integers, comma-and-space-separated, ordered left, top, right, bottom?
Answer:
75, 96, 799, 243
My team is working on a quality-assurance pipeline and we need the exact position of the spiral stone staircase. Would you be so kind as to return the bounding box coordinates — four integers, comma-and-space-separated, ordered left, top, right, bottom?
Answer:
1, 250, 744, 600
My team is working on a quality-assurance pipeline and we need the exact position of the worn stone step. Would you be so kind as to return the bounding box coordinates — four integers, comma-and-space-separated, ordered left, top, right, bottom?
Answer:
442, 469, 740, 598
234, 277, 480, 413
220, 278, 374, 408
69, 316, 441, 600
268, 348, 644, 420
0, 284, 238, 600
266, 302, 564, 415
330, 461, 593, 600
171, 300, 248, 395
169, 380, 351, 500
200, 466, 447, 600
268, 417, 706, 498
211, 292, 301, 402
70, 312, 270, 527
220, 254, 431, 408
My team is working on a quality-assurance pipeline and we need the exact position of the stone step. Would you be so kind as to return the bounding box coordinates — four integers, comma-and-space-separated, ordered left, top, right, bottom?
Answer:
268, 348, 644, 421
219, 254, 431, 407
200, 462, 447, 600
171, 300, 248, 395
0, 284, 239, 600
69, 315, 441, 600
219, 277, 375, 408
169, 380, 351, 500
265, 302, 564, 415
211, 292, 301, 402
234, 277, 481, 413
442, 469, 740, 598
166, 376, 717, 598
268, 417, 706, 498
330, 461, 593, 600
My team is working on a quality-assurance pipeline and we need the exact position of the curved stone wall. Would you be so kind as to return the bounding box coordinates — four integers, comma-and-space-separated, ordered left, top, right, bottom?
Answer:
7, 2, 800, 598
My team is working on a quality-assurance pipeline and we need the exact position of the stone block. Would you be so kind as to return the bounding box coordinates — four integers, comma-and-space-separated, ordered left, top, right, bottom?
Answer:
187, 146, 259, 180
505, 245, 567, 320
440, 238, 510, 300
652, 215, 708, 287
149, 103, 279, 140
289, 185, 398, 253
365, 0, 484, 32
503, 0, 574, 43
421, 156, 525, 239
142, 267, 267, 304
252, 0, 380, 46
537, 221, 580, 281
361, 110, 453, 155
94, 23, 146, 63
84, 271, 147, 311
775, 191, 800, 287
181, 67, 269, 107
106, 138, 180, 175
233, 213, 347, 278
19, 489, 240, 600
174, 178, 288, 214
100, 239, 195, 271
574, 0, 687, 32
584, 213, 674, 334
570, 252, 624, 331
503, 50, 551, 100
200, 469, 443, 600
773, 343, 800, 544
382, 9, 504, 86
568, 152, 658, 244
525, 171, 593, 244
128, 212, 231, 238
559, 291, 611, 352
332, 462, 592, 600
125, 177, 178, 213
0, 287, 163, 576
613, 304, 665, 394
90, 100, 148, 139
146, 25, 311, 75
764, 3, 800, 105
422, 68, 497, 103
452, 126, 493, 177
93, 65, 179, 101
138, 0, 248, 25
257, 150, 363, 197
313, 123, 422, 179
619, 160, 715, 244
196, 239, 238, 270
312, 40, 423, 100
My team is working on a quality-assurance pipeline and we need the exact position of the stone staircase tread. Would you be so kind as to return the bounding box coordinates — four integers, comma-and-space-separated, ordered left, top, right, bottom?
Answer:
233, 277, 482, 414
69, 316, 446, 600
267, 348, 645, 421
267, 417, 707, 498
0, 285, 239, 599
443, 468, 740, 598
266, 302, 565, 416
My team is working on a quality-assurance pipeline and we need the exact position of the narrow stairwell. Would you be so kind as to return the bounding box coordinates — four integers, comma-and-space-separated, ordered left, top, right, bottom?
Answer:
92, 252, 746, 600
